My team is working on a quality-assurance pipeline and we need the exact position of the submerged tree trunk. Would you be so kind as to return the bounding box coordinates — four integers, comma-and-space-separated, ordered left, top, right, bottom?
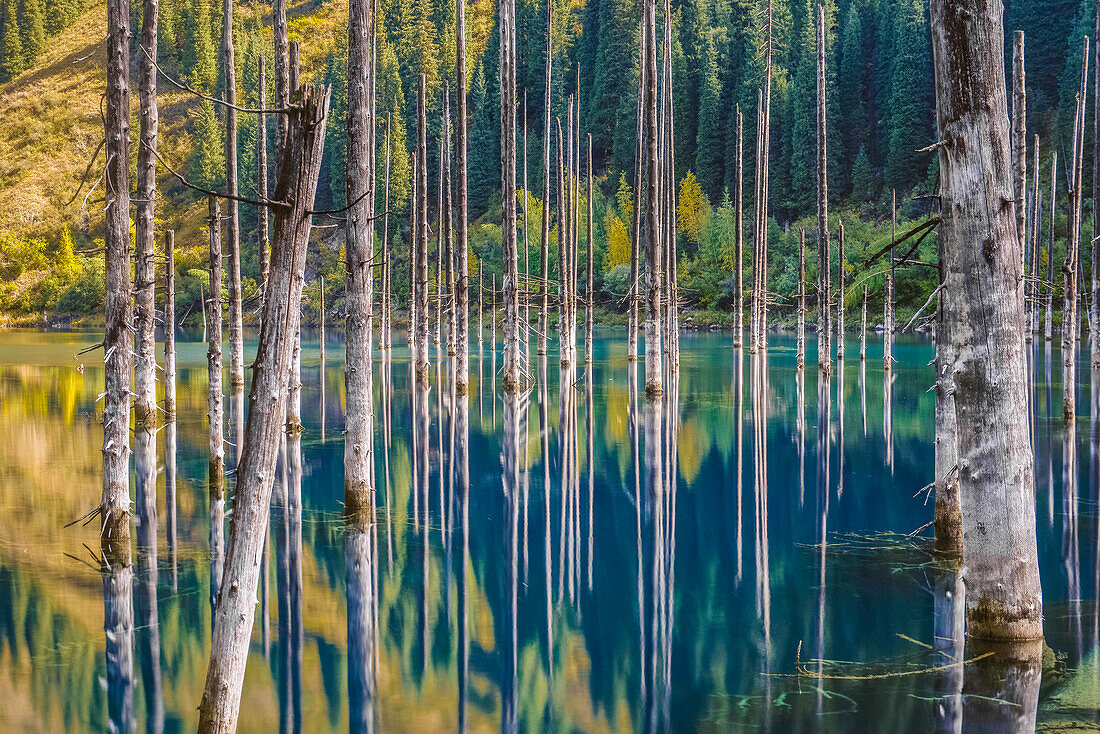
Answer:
885, 191, 895, 372
224, 0, 244, 390
1046, 152, 1057, 341
734, 104, 744, 349
837, 221, 845, 359
383, 118, 392, 351
860, 285, 867, 361
444, 82, 456, 357
1094, 5, 1100, 368
197, 84, 330, 733
207, 196, 226, 572
102, 0, 132, 544
164, 231, 177, 421
934, 195, 962, 558
415, 74, 430, 382
629, 17, 645, 363
642, 0, 662, 397
345, 0, 376, 516
930, 0, 1042, 640
134, 0, 158, 434
538, 1, 551, 358
816, 4, 830, 374
586, 134, 594, 364
500, 0, 520, 392
797, 229, 805, 369
1064, 42, 1089, 419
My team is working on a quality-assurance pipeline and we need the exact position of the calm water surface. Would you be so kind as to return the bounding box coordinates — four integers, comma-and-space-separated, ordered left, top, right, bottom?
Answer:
1, 328, 1099, 732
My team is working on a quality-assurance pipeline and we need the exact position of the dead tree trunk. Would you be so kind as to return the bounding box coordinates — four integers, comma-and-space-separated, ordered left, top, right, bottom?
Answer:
1030, 135, 1040, 337
586, 133, 594, 363
628, 17, 645, 363
885, 190, 895, 372
135, 0, 158, 433
285, 42, 303, 433
345, 0, 376, 517
436, 138, 444, 348
197, 84, 331, 733
930, 0, 1043, 640
478, 269, 483, 345
1064, 41, 1089, 419
557, 119, 568, 366
797, 228, 805, 369
501, 0, 520, 392
642, 0, 662, 398
837, 220, 845, 359
935, 189, 962, 558
102, 0, 132, 544
164, 231, 177, 421
523, 90, 531, 358
538, 0, 551, 358
1094, 5, 1100, 367
224, 0, 244, 390
444, 82, 456, 357
273, 0, 289, 155
258, 55, 271, 305
734, 103, 744, 349
816, 4, 830, 373
1012, 31, 1027, 286
860, 285, 867, 361
663, 0, 678, 369
1046, 152, 1057, 341
411, 149, 419, 350
415, 74, 430, 382
207, 197, 225, 515
383, 117, 392, 351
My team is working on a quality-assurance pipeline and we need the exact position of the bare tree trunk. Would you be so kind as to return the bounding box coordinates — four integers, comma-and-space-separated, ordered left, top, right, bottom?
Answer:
642, 0, 662, 398
436, 137, 444, 348
320, 277, 326, 358
629, 17, 645, 363
444, 82, 456, 357
586, 134, 594, 364
557, 119, 568, 367
273, 0, 289, 155
756, 1, 774, 350
797, 228, 805, 369
1012, 31, 1027, 284
411, 149, 419, 350
102, 0, 132, 545
860, 285, 867, 361
478, 269, 483, 345
164, 231, 177, 421
930, 0, 1042, 640
1047, 152, 1057, 341
501, 0, 520, 392
207, 197, 225, 533
197, 84, 331, 733
135, 0, 158, 434
258, 56, 271, 305
1030, 135, 1041, 337
285, 42, 303, 433
383, 117, 392, 351
935, 175, 962, 558
816, 4, 830, 374
837, 221, 845, 359
523, 90, 530, 359
1094, 5, 1100, 368
734, 104, 744, 349
415, 74, 430, 382
885, 190, 895, 371
538, 1, 551, 358
345, 0, 376, 517
1065, 41, 1089, 419
751, 90, 763, 353
224, 0, 243, 390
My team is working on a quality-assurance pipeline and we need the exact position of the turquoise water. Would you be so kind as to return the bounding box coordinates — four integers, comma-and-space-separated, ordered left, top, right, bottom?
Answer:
0, 328, 1097, 732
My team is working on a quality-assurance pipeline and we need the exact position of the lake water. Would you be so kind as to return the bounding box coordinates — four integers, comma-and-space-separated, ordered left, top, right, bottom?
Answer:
1, 328, 1099, 733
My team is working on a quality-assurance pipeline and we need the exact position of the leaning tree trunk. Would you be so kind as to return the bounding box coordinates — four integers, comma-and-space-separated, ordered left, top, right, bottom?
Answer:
538, 0, 551, 358
642, 0, 662, 398
197, 84, 331, 733
929, 0, 1042, 640
224, 0, 244, 390
135, 0, 158, 433
415, 74, 430, 382
164, 231, 177, 421
500, 0, 520, 392
102, 0, 132, 544
816, 4, 830, 374
734, 104, 744, 349
345, 0, 376, 516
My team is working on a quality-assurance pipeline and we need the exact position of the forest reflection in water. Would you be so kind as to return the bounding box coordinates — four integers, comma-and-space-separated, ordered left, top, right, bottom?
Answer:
1, 329, 1100, 732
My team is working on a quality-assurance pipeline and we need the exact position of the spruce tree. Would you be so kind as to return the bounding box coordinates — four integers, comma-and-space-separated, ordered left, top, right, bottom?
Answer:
18, 0, 45, 69
191, 99, 225, 191
786, 0, 816, 215
0, 0, 24, 83
695, 34, 724, 203
885, 0, 933, 194
836, 0, 865, 194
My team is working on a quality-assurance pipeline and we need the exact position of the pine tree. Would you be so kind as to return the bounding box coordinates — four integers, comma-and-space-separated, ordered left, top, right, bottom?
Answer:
695, 34, 724, 203
885, 0, 933, 194
191, 99, 226, 191
183, 0, 218, 93
785, 0, 816, 215
850, 143, 874, 203
836, 0, 866, 194
43, 0, 76, 35
325, 32, 350, 210
18, 0, 45, 69
467, 20, 499, 216
0, 0, 25, 83
591, 0, 641, 169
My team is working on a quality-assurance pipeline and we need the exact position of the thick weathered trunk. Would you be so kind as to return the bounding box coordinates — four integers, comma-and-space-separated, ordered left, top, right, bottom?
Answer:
224, 0, 244, 389
345, 0, 376, 516
500, 0, 520, 391
538, 1, 551, 358
816, 5, 830, 373
135, 0, 158, 432
734, 104, 744, 349
415, 74, 430, 382
207, 197, 225, 528
258, 56, 270, 304
797, 229, 805, 369
102, 0, 132, 544
104, 548, 135, 734
586, 134, 594, 363
935, 196, 962, 558
164, 231, 177, 421
197, 84, 330, 733
930, 0, 1042, 640
642, 0, 662, 398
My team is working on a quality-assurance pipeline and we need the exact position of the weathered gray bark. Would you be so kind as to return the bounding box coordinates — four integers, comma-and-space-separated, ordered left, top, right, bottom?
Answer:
444, 82, 456, 357
935, 190, 962, 558
734, 104, 744, 349
346, 506, 376, 734
258, 56, 270, 304
382, 118, 392, 351
816, 5, 830, 373
586, 133, 594, 364
345, 0, 376, 517
797, 229, 805, 369
1012, 31, 1027, 282
477, 268, 483, 345
104, 549, 135, 734
135, 0, 158, 432
1064, 41, 1089, 419
224, 0, 243, 389
1046, 152, 1057, 341
523, 90, 530, 358
164, 231, 177, 421
273, 0, 289, 155
629, 17, 645, 363
197, 84, 330, 733
435, 140, 444, 347
415, 74, 430, 382
837, 221, 845, 358
207, 197, 225, 526
500, 0, 520, 391
860, 285, 867, 360
1094, 5, 1100, 368
751, 89, 763, 353
662, 0, 678, 369
285, 42, 303, 433
410, 149, 419, 350
885, 191, 895, 371
538, 1, 551, 358
930, 0, 1043, 640
642, 0, 662, 398
102, 0, 132, 544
